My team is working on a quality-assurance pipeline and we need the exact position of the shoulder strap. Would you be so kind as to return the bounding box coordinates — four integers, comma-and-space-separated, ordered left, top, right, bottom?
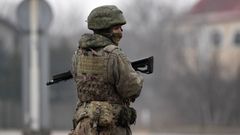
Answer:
103, 45, 119, 53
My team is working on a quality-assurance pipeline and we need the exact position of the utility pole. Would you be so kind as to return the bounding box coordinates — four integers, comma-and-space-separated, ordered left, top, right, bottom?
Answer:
29, 0, 40, 131
17, 0, 53, 134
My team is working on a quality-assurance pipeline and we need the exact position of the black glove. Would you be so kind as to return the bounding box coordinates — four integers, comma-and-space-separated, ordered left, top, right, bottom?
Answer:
116, 106, 137, 127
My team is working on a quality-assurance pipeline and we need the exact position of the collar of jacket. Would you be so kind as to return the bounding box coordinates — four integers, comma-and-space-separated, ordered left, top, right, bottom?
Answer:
78, 33, 116, 49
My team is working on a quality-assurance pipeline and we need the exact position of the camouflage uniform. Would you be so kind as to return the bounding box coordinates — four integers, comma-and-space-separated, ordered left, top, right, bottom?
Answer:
69, 5, 143, 135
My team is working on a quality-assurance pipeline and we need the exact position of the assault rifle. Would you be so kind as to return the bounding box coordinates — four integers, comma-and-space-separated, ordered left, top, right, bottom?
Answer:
46, 56, 153, 86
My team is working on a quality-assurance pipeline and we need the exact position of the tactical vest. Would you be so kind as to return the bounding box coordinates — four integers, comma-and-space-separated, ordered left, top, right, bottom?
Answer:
72, 45, 124, 104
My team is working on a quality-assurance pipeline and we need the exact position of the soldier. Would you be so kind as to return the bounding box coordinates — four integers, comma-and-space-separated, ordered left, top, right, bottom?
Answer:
69, 5, 143, 135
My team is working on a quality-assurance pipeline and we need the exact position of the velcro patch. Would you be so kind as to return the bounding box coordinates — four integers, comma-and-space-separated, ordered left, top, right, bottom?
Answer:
78, 56, 105, 74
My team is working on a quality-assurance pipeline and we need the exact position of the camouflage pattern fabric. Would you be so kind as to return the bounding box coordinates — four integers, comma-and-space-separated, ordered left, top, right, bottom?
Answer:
70, 32, 143, 134
72, 33, 143, 104
87, 5, 126, 30
69, 118, 131, 135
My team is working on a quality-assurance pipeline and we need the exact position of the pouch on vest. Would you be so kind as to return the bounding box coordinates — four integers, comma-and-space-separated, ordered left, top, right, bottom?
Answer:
116, 106, 137, 127
87, 101, 114, 127
73, 105, 88, 128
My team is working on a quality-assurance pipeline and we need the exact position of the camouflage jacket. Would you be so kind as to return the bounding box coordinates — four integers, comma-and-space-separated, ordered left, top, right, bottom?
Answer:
72, 33, 143, 104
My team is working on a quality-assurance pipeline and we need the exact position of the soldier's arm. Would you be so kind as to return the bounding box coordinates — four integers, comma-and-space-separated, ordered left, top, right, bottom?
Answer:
108, 48, 143, 101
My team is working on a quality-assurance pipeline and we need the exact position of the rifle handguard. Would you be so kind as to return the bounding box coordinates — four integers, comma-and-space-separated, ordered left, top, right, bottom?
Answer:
46, 71, 73, 86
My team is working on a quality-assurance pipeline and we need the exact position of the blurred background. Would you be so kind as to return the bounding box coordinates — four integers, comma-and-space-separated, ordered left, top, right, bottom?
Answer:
1, 0, 240, 134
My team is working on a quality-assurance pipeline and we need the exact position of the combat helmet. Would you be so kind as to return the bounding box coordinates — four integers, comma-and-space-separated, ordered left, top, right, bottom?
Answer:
87, 5, 126, 30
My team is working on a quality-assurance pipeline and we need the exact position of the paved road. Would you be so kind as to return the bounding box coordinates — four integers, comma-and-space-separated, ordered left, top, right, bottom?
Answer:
0, 131, 236, 135
1, 130, 240, 135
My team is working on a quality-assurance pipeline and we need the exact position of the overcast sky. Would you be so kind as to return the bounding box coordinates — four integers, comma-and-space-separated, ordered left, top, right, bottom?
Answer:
47, 0, 199, 19
0, 0, 199, 19
48, 0, 199, 34
0, 0, 199, 34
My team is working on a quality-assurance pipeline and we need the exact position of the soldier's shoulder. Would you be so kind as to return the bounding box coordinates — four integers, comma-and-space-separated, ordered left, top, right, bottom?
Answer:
106, 46, 130, 63
104, 45, 126, 56
103, 44, 119, 53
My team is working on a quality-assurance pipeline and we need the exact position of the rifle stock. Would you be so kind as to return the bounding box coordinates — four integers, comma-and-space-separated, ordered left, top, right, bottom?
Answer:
132, 56, 153, 74
46, 56, 153, 86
